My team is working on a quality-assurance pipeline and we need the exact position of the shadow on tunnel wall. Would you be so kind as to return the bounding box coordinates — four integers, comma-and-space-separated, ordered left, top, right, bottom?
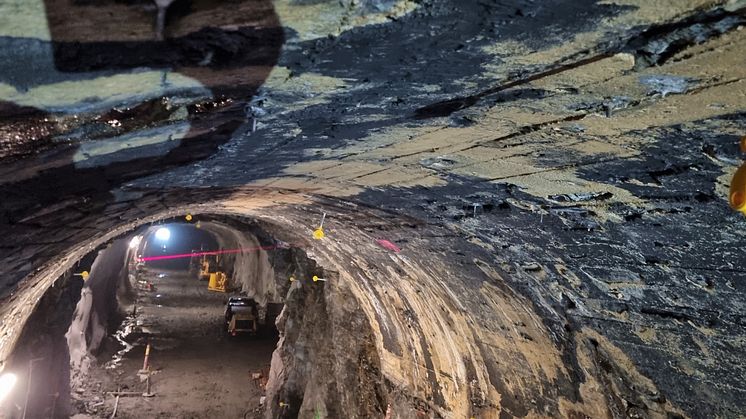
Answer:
0, 0, 284, 218
45, 0, 283, 96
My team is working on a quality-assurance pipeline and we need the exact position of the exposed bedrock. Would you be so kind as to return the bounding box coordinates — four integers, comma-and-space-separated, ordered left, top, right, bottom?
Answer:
2, 0, 746, 418
1, 196, 692, 418
0, 190, 702, 418
66, 238, 133, 368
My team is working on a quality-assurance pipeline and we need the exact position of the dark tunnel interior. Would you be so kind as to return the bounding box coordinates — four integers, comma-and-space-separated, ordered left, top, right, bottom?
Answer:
1, 215, 331, 418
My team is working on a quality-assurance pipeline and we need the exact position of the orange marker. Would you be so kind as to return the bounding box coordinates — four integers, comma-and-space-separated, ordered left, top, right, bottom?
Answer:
731, 135, 746, 215
730, 162, 746, 215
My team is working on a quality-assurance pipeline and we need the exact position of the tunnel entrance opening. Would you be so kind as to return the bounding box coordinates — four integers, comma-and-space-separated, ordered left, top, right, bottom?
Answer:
2, 214, 335, 419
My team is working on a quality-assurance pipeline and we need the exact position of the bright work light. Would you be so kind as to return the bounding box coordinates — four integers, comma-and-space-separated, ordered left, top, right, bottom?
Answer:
155, 227, 171, 241
0, 373, 17, 404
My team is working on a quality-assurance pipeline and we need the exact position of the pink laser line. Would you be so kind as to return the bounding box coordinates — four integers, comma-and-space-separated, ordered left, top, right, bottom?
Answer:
138, 244, 301, 262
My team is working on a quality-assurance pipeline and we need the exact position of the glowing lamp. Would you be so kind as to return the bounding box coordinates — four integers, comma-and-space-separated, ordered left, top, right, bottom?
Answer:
0, 373, 17, 404
155, 227, 171, 241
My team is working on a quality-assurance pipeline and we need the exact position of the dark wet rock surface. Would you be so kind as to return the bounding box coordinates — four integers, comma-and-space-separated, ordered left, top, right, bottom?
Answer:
2, 0, 746, 418
355, 113, 746, 418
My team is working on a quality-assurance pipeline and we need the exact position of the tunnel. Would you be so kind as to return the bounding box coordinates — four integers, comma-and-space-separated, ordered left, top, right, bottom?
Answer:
1, 192, 520, 418
2, 0, 746, 418
2, 188, 739, 418
1, 207, 359, 418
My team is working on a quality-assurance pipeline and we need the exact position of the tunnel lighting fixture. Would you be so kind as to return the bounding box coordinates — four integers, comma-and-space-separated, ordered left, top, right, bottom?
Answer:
155, 227, 171, 241
0, 373, 17, 404
129, 235, 142, 249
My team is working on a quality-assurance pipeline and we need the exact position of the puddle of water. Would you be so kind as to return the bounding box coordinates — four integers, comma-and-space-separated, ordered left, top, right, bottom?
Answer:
104, 314, 141, 370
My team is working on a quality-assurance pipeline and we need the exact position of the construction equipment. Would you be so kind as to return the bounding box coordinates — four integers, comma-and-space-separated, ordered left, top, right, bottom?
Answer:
196, 252, 228, 292
198, 256, 212, 281
224, 297, 258, 336
208, 271, 228, 292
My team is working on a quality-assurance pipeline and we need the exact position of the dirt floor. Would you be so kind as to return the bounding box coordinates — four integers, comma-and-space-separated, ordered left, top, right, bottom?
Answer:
72, 268, 276, 419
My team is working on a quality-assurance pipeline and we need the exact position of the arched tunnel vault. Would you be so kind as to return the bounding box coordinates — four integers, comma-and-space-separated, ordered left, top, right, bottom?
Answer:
0, 187, 690, 418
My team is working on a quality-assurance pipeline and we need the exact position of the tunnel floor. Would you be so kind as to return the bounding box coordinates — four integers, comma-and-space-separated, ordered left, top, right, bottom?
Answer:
73, 268, 276, 419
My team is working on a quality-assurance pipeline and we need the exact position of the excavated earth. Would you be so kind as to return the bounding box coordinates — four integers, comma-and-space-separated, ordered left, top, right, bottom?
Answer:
1, 0, 746, 418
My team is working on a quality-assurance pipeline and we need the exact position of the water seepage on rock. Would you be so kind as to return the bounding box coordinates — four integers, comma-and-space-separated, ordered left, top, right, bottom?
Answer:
639, 74, 692, 97
548, 192, 613, 202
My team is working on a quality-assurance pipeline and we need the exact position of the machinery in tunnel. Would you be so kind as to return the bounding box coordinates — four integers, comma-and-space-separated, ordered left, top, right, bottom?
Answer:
225, 296, 260, 336
0, 214, 331, 418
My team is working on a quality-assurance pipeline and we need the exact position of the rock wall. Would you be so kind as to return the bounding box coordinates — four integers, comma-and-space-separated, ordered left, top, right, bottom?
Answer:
65, 238, 132, 399
0, 189, 742, 418
255, 203, 693, 418
2, 270, 83, 418
200, 221, 279, 305
265, 260, 386, 419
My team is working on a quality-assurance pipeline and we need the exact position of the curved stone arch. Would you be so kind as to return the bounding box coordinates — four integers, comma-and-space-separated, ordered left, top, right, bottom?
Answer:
0, 187, 686, 418
0, 187, 300, 363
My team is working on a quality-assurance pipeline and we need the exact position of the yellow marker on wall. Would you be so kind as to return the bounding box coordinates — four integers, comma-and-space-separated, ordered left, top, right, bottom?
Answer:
313, 212, 326, 239
80, 271, 89, 280
185, 214, 193, 221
